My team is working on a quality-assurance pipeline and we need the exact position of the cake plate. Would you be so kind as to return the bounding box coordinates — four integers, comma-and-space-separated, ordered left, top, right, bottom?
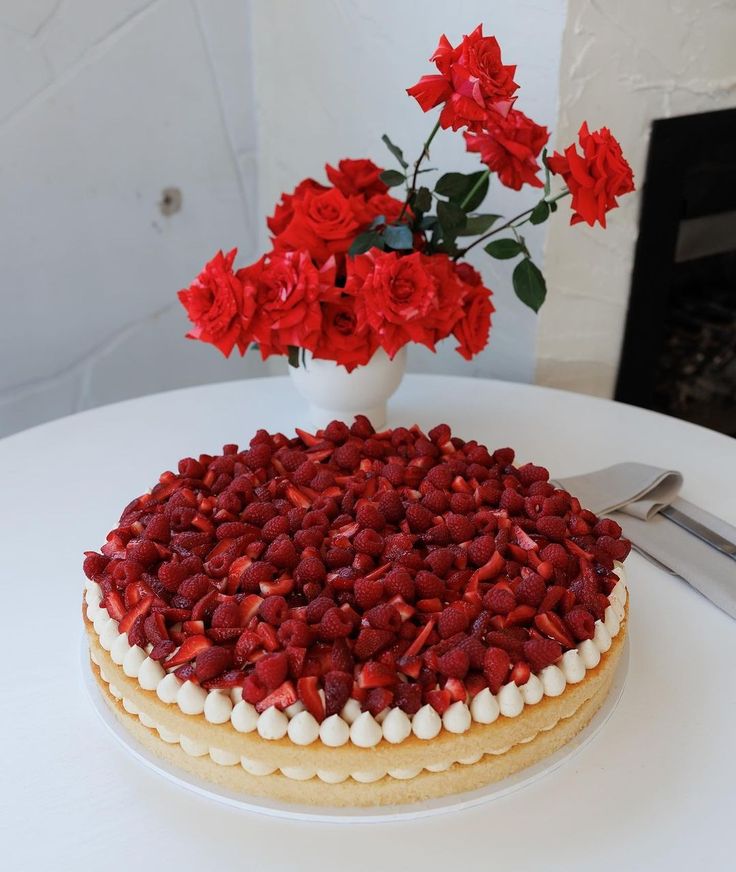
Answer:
82, 637, 629, 824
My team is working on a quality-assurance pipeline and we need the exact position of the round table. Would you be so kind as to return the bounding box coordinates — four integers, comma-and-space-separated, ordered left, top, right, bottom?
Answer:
4, 375, 735, 870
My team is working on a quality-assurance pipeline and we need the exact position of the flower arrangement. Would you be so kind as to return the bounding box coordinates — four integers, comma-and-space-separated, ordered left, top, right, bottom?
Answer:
178, 24, 635, 372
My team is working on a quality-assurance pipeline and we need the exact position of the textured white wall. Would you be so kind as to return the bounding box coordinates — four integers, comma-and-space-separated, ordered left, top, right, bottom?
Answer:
0, 0, 265, 438
251, 0, 567, 383
536, 0, 736, 398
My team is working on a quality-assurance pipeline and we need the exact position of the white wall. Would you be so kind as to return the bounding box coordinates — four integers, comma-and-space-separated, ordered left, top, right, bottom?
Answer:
0, 0, 266, 438
251, 0, 567, 383
536, 0, 736, 397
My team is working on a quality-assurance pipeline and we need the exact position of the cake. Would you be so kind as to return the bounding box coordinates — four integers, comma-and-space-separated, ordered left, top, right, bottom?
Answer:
83, 418, 630, 806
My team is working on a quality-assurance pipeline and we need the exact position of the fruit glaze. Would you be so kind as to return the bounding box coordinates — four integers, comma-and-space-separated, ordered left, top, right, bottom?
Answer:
83, 417, 631, 755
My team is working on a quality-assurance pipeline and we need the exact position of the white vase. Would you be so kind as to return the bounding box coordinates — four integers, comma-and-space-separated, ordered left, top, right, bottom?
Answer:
288, 347, 407, 430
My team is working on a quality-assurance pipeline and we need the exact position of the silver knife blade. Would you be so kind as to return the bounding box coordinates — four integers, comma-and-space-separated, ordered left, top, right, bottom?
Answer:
660, 505, 736, 561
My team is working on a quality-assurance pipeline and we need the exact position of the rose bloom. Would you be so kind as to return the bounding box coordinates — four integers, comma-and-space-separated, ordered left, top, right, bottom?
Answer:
547, 122, 635, 227
267, 178, 329, 236
325, 158, 389, 199
238, 250, 325, 358
271, 186, 362, 265
420, 254, 472, 344
464, 109, 549, 190
452, 273, 495, 360
313, 298, 380, 372
177, 248, 254, 357
348, 251, 442, 357
352, 192, 409, 227
407, 25, 518, 131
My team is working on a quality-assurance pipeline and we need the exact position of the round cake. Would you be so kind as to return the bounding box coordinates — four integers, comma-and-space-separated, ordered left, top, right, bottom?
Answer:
83, 418, 630, 806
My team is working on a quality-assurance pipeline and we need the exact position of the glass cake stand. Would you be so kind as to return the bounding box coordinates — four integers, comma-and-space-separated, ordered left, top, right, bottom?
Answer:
82, 637, 629, 824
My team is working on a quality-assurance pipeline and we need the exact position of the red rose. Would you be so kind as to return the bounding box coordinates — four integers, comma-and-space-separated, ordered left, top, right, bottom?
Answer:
238, 250, 325, 358
267, 178, 329, 236
177, 249, 253, 357
353, 192, 409, 227
452, 275, 494, 360
421, 254, 470, 342
348, 251, 440, 357
547, 122, 635, 227
464, 109, 549, 190
272, 186, 362, 265
407, 25, 518, 131
325, 158, 388, 198
313, 298, 379, 372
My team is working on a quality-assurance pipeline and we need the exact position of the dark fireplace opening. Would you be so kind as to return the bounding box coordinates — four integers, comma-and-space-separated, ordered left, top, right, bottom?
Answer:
615, 108, 736, 438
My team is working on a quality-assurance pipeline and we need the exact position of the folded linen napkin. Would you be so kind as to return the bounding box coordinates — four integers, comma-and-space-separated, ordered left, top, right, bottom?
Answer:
555, 463, 736, 620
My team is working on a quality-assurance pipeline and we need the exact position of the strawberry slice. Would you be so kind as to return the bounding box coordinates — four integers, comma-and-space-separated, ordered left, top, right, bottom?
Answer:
357, 661, 396, 689
191, 590, 218, 621
260, 576, 294, 597
404, 617, 436, 658
295, 427, 321, 447
467, 550, 505, 589
234, 630, 261, 666
426, 688, 452, 714
397, 655, 422, 679
285, 484, 312, 509
238, 594, 263, 625
255, 680, 297, 713
297, 676, 325, 721
104, 590, 126, 622
465, 671, 488, 697
510, 661, 531, 686
534, 611, 575, 648
364, 562, 390, 581
256, 621, 280, 652
286, 645, 307, 678
226, 555, 252, 594
388, 595, 415, 622
416, 597, 443, 613
203, 669, 244, 690
444, 677, 467, 702
513, 525, 539, 551
182, 620, 205, 636
505, 605, 537, 627
164, 634, 212, 669
564, 538, 595, 560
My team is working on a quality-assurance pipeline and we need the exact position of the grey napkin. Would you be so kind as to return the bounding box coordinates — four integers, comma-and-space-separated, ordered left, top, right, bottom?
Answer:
555, 462, 736, 620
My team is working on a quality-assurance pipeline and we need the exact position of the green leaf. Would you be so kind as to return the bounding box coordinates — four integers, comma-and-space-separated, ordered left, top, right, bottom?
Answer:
420, 215, 438, 230
484, 238, 524, 259
457, 214, 501, 236
381, 134, 408, 169
348, 231, 384, 256
435, 171, 488, 210
370, 214, 386, 229
513, 258, 547, 312
384, 223, 414, 250
462, 173, 489, 211
529, 200, 550, 225
412, 186, 432, 214
287, 346, 300, 368
436, 200, 467, 237
380, 169, 405, 187
549, 200, 558, 213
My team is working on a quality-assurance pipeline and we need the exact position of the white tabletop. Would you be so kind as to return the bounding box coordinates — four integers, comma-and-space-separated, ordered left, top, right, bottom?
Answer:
3, 375, 735, 870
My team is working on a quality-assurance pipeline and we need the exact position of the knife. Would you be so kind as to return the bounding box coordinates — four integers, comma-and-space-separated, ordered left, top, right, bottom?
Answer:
660, 504, 736, 562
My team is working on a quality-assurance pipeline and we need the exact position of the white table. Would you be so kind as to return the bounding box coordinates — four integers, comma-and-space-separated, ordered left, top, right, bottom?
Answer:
3, 375, 735, 870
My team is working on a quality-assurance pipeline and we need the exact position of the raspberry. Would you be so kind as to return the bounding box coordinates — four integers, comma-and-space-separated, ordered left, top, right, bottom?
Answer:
308, 470, 333, 492
523, 638, 562, 671
383, 569, 415, 601
449, 493, 475, 514
485, 629, 526, 660
354, 577, 384, 609
354, 628, 393, 660
319, 607, 353, 639
594, 518, 622, 538
428, 423, 451, 445
306, 596, 334, 623
350, 415, 375, 439
126, 539, 159, 566
468, 534, 494, 567
242, 502, 277, 526
255, 651, 288, 690
353, 528, 384, 556
517, 463, 549, 486
395, 682, 422, 714
210, 601, 240, 628
356, 503, 386, 531
261, 515, 290, 542
565, 606, 596, 641
378, 490, 404, 523
483, 647, 511, 694
515, 571, 546, 607
437, 648, 470, 678
406, 503, 434, 533
536, 516, 567, 540
542, 495, 568, 516
277, 619, 314, 647
425, 548, 454, 578
364, 603, 401, 632
500, 488, 525, 514
239, 562, 274, 593
415, 570, 444, 599
438, 607, 469, 639
483, 586, 517, 615
324, 670, 353, 716
244, 444, 272, 470
294, 557, 326, 586
596, 535, 631, 561
242, 674, 267, 704
144, 514, 171, 544
425, 465, 453, 489
258, 595, 289, 626
264, 535, 298, 569
421, 489, 450, 514
365, 687, 394, 716
456, 634, 486, 669
540, 543, 569, 569
278, 448, 306, 472
325, 547, 354, 568
324, 420, 350, 443
446, 513, 476, 543
291, 460, 317, 486
334, 442, 361, 470
195, 646, 232, 682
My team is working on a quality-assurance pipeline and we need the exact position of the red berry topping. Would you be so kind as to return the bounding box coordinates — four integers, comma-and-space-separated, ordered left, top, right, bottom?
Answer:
523, 638, 562, 671
483, 647, 511, 694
